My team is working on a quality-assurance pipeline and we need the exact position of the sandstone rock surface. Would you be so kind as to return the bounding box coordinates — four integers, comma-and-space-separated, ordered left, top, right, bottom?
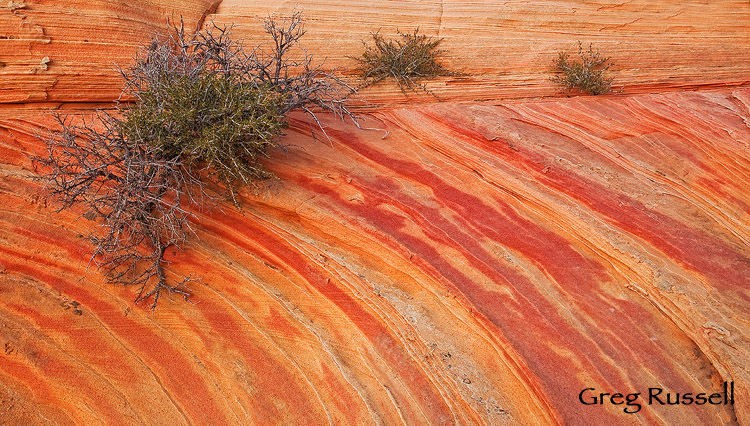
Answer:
1, 1, 749, 425
0, 0, 220, 103
3, 0, 750, 104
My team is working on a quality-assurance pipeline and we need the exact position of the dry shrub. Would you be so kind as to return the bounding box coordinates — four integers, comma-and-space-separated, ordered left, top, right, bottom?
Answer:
35, 13, 354, 310
353, 29, 459, 96
552, 42, 613, 95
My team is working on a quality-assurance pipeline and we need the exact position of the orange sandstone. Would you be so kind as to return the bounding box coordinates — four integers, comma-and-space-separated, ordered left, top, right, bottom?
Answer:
1, 87, 749, 424
2, 1, 750, 104
1, 1, 749, 425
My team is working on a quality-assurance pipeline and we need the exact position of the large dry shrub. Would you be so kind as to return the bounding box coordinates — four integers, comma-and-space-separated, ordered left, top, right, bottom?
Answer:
36, 13, 354, 309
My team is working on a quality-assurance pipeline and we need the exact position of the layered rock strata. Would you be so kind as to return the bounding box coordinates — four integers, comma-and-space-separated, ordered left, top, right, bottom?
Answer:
3, 1, 750, 104
0, 87, 748, 424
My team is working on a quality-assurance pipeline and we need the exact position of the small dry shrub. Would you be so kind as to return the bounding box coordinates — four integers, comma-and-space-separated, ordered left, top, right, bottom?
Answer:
552, 42, 613, 95
353, 29, 459, 95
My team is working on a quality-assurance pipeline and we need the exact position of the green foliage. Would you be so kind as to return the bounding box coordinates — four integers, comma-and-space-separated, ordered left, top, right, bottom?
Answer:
353, 29, 459, 95
552, 42, 613, 95
121, 73, 287, 187
36, 14, 355, 310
